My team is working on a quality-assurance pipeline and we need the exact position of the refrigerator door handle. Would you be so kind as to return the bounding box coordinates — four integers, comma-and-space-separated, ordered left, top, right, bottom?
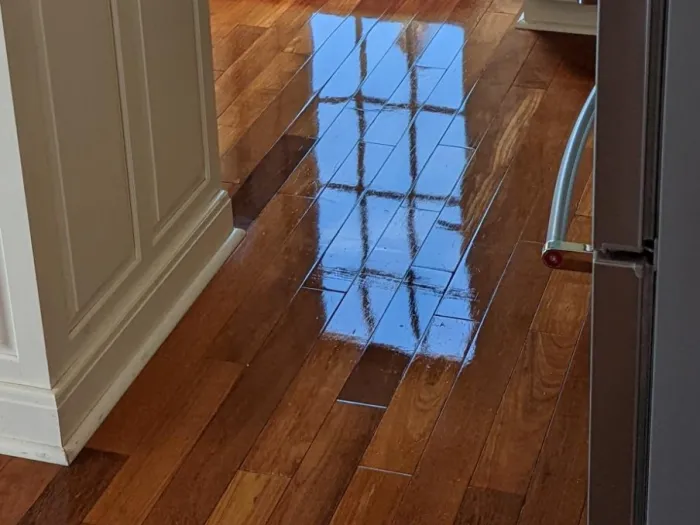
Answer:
542, 86, 596, 273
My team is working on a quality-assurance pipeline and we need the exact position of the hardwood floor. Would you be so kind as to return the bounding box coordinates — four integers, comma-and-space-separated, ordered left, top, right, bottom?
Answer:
0, 0, 596, 523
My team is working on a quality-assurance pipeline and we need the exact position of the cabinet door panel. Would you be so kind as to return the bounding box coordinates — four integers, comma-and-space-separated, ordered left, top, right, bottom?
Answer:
42, 0, 138, 320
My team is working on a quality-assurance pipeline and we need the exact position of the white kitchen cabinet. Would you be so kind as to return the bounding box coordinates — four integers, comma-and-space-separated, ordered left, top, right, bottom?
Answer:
0, 0, 243, 463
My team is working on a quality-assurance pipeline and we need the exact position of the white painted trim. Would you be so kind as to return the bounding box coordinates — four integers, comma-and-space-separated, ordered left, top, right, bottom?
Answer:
517, 0, 598, 36
0, 192, 244, 464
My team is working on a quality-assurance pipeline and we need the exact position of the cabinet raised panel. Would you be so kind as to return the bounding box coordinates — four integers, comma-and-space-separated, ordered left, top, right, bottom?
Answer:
0, 241, 13, 356
140, 0, 210, 240
41, 0, 138, 322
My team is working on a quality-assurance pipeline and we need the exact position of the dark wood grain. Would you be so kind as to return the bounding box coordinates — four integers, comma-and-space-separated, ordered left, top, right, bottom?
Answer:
329, 467, 409, 525
212, 24, 266, 75
6, 9, 597, 525
338, 267, 451, 406
441, 27, 538, 150
470, 331, 578, 494
519, 110, 593, 244
206, 471, 289, 525
0, 458, 60, 525
577, 173, 592, 218
265, 402, 384, 525
243, 336, 365, 476
361, 316, 478, 473
157, 192, 312, 364
414, 86, 544, 273
218, 50, 309, 131
391, 242, 552, 525
142, 289, 342, 525
213, 2, 322, 116
18, 449, 124, 525
454, 487, 524, 525
89, 194, 313, 454
209, 189, 354, 364
531, 216, 591, 338
489, 0, 523, 14
514, 33, 567, 90
578, 502, 588, 525
516, 318, 590, 525
229, 134, 314, 227
85, 361, 241, 525
436, 242, 513, 321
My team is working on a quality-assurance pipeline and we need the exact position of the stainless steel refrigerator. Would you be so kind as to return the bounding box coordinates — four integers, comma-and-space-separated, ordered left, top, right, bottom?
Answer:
545, 0, 700, 523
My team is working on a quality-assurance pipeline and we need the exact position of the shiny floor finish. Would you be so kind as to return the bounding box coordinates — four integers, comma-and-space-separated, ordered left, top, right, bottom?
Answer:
0, 1, 596, 524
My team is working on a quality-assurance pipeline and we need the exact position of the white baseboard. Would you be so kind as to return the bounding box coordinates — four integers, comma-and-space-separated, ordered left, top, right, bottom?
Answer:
0, 191, 244, 464
517, 0, 598, 36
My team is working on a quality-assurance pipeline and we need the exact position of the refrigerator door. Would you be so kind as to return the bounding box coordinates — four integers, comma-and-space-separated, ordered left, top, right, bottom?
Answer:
590, 255, 655, 525
595, 0, 659, 252
646, 0, 700, 522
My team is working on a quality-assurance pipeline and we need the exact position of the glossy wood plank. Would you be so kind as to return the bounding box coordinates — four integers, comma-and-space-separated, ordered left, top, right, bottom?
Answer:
469, 331, 578, 494
229, 134, 314, 226
448, 0, 493, 29
329, 467, 409, 525
427, 11, 514, 109
391, 242, 552, 525
414, 86, 543, 273
281, 140, 392, 199
219, 0, 404, 185
514, 33, 567, 90
214, 2, 330, 117
85, 361, 241, 525
243, 336, 365, 476
531, 267, 590, 338
160, 193, 311, 364
403, 145, 475, 212
519, 103, 594, 243
210, 0, 297, 42
0, 459, 60, 525
579, 502, 588, 525
338, 267, 451, 406
454, 487, 524, 525
281, 106, 380, 197
89, 194, 313, 453
212, 24, 267, 74
221, 181, 239, 197
218, 50, 309, 130
436, 242, 513, 321
265, 402, 384, 525
361, 316, 478, 473
142, 289, 342, 525
567, 215, 592, 245
361, 207, 440, 282
440, 28, 538, 150
87, 353, 202, 455
18, 449, 124, 525
323, 272, 403, 343
304, 192, 404, 292
208, 190, 354, 364
577, 173, 592, 218
516, 318, 590, 525
489, 0, 523, 14
217, 122, 237, 155
531, 219, 591, 338
363, 68, 446, 145
417, 20, 470, 69
205, 471, 289, 525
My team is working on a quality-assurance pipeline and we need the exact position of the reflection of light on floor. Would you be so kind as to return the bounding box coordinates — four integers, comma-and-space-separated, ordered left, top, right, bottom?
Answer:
301, 13, 472, 341
398, 21, 429, 55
